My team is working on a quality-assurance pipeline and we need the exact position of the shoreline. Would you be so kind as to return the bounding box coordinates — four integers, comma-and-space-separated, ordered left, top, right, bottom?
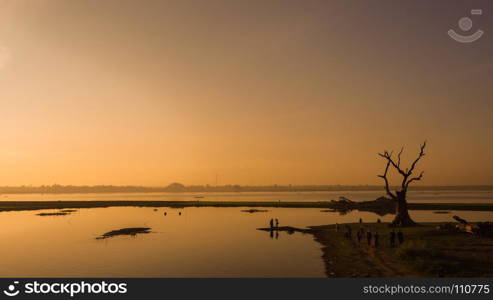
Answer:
0, 200, 493, 212
262, 222, 493, 277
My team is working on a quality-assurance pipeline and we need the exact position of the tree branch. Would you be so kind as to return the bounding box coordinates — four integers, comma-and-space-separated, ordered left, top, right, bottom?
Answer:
377, 159, 397, 199
406, 171, 424, 188
378, 141, 427, 195
397, 147, 403, 168
407, 141, 426, 176
378, 151, 407, 176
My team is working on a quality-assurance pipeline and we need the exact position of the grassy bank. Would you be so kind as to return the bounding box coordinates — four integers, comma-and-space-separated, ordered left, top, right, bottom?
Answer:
0, 200, 493, 212
307, 223, 493, 277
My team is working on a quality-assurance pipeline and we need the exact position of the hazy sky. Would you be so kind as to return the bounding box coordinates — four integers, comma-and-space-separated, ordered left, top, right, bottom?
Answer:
0, 0, 492, 186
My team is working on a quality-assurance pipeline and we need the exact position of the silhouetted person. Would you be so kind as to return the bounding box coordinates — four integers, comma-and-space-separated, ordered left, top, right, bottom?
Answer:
356, 230, 362, 243
345, 225, 352, 238
359, 218, 363, 224
275, 218, 279, 228
269, 218, 274, 229
377, 218, 381, 223
374, 232, 380, 248
390, 230, 396, 247
164, 212, 167, 216
179, 212, 182, 216
366, 231, 372, 246
397, 230, 404, 245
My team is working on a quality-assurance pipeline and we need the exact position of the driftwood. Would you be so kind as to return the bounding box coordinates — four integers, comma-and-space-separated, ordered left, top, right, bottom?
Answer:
453, 215, 468, 225
452, 215, 475, 234
452, 215, 489, 235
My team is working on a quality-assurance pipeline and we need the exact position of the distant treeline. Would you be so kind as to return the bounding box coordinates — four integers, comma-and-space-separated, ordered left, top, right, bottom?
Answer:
0, 183, 492, 194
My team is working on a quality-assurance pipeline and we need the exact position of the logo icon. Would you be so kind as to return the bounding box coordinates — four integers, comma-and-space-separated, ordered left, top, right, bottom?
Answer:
448, 9, 484, 43
3, 281, 20, 297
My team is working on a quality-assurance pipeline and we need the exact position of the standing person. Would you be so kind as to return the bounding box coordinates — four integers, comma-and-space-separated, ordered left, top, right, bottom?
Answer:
397, 230, 404, 245
390, 230, 396, 247
374, 232, 380, 248
275, 218, 279, 228
345, 225, 352, 239
366, 230, 372, 246
269, 218, 274, 229
359, 218, 363, 224
356, 230, 362, 243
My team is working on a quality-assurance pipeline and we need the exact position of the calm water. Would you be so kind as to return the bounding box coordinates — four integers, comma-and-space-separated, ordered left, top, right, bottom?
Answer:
0, 207, 492, 277
2, 190, 493, 203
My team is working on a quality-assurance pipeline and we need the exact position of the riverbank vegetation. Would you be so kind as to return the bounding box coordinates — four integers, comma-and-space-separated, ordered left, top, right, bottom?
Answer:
308, 222, 493, 277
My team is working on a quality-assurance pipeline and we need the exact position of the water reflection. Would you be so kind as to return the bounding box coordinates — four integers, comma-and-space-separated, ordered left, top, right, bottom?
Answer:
265, 229, 285, 240
0, 207, 490, 277
0, 207, 327, 277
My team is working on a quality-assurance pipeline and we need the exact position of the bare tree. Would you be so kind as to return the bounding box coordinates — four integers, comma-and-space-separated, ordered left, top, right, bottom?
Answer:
378, 141, 427, 226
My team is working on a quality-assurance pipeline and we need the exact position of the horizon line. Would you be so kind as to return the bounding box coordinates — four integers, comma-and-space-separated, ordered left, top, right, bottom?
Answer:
1, 184, 493, 188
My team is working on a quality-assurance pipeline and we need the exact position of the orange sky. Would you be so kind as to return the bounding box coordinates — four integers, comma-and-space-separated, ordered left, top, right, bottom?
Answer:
0, 1, 492, 186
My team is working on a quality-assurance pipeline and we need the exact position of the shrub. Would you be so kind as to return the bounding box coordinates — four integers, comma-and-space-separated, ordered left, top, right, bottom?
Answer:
396, 240, 438, 261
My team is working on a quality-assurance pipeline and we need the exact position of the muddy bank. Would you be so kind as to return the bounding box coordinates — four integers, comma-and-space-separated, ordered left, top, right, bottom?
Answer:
96, 227, 151, 240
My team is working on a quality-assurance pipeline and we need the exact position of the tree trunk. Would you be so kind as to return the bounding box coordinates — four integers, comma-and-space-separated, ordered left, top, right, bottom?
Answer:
391, 192, 417, 227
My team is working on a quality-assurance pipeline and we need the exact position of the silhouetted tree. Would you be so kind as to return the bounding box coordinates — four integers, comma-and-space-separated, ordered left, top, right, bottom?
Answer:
378, 141, 427, 226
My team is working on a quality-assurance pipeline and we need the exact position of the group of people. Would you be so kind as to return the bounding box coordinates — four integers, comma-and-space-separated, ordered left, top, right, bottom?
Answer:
269, 218, 279, 229
162, 212, 181, 216
388, 229, 404, 247
337, 219, 405, 248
